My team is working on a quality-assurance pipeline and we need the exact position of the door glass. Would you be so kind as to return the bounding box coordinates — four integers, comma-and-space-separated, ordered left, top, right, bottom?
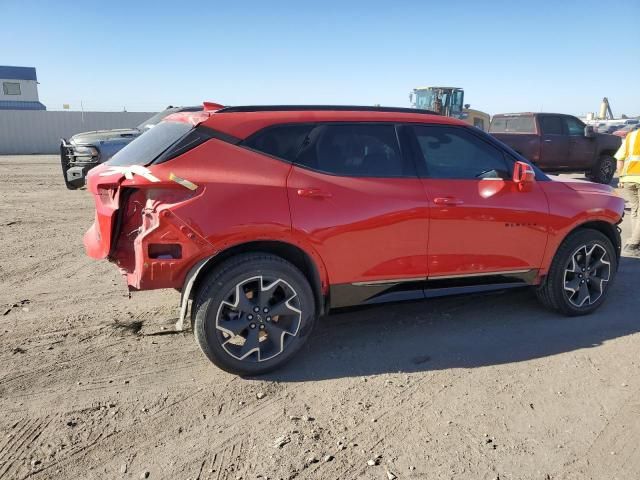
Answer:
539, 116, 564, 135
296, 124, 411, 177
411, 126, 510, 179
243, 124, 314, 161
564, 117, 585, 136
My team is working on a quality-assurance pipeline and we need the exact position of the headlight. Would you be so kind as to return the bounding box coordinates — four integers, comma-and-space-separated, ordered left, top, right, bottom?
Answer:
73, 146, 98, 156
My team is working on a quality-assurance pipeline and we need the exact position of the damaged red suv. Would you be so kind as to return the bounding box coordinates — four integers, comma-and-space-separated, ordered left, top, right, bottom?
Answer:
85, 104, 624, 375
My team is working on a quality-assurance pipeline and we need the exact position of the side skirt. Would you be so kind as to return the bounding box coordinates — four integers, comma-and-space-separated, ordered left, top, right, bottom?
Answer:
329, 270, 537, 310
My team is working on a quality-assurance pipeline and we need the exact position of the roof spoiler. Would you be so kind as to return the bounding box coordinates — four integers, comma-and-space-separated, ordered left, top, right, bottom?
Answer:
203, 102, 225, 112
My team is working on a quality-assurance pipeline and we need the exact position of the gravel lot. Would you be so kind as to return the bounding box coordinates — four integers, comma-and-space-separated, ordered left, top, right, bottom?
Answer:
1, 155, 639, 480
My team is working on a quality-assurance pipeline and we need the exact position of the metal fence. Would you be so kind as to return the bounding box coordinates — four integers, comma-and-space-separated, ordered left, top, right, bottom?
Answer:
0, 110, 155, 154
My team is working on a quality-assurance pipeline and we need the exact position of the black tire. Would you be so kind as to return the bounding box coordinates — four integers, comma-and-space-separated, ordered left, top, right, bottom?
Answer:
536, 229, 617, 316
588, 155, 615, 184
193, 253, 317, 376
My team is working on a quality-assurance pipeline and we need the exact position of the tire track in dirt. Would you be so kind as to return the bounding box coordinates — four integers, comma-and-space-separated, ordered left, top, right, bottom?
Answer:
0, 416, 53, 479
24, 384, 287, 479
560, 387, 640, 479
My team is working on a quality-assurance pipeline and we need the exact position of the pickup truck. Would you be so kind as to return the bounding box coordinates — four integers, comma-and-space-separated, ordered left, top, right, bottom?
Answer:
489, 113, 621, 184
60, 105, 202, 190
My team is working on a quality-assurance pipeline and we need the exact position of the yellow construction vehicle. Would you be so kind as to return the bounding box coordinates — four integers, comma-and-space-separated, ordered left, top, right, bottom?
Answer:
409, 86, 491, 131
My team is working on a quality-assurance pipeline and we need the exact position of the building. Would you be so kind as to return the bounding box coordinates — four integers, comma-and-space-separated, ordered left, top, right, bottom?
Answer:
0, 66, 46, 110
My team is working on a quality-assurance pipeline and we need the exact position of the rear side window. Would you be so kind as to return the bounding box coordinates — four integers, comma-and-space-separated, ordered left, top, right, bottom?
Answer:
539, 116, 564, 135
243, 124, 314, 161
296, 124, 409, 177
489, 116, 535, 133
107, 121, 192, 166
411, 126, 510, 180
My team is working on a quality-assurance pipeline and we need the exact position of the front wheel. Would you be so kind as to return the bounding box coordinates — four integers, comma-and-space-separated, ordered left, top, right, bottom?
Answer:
193, 253, 317, 376
588, 155, 615, 184
536, 229, 617, 316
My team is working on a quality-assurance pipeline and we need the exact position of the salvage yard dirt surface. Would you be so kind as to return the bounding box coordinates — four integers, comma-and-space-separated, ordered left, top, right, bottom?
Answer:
1, 155, 639, 480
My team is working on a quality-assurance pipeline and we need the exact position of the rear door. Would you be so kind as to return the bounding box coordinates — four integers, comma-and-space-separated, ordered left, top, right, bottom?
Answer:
407, 125, 549, 279
286, 123, 430, 300
564, 115, 596, 169
489, 115, 540, 164
538, 115, 570, 170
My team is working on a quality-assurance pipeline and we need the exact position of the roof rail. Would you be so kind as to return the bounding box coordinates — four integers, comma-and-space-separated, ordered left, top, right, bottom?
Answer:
216, 105, 439, 115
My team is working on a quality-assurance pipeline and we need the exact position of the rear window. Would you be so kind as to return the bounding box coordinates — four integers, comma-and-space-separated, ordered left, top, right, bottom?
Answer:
489, 116, 536, 134
106, 121, 192, 166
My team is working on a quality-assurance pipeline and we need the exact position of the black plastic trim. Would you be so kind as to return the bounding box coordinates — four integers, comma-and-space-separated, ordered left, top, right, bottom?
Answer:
329, 271, 537, 309
152, 125, 241, 165
217, 105, 439, 115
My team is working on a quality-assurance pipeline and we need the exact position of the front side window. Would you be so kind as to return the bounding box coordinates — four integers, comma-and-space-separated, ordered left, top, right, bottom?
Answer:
3, 82, 21, 95
411, 126, 510, 180
564, 116, 585, 136
244, 124, 314, 162
539, 116, 564, 135
296, 124, 408, 177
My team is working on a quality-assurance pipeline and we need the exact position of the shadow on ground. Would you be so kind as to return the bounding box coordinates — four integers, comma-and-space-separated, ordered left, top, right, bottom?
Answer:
267, 257, 640, 382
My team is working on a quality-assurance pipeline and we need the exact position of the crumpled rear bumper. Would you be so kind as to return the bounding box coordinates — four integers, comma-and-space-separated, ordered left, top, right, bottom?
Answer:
83, 163, 215, 291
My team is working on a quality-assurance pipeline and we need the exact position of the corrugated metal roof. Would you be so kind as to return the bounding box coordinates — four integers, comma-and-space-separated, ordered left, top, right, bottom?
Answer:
0, 66, 38, 81
0, 100, 46, 110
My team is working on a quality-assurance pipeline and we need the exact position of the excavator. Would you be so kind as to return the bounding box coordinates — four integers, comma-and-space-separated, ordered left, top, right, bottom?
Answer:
409, 86, 490, 131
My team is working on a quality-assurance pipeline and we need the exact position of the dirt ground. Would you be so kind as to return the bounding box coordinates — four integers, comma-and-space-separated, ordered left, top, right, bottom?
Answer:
1, 155, 639, 480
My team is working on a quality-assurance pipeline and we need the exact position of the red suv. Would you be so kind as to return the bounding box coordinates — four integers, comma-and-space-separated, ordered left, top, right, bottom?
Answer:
85, 105, 624, 375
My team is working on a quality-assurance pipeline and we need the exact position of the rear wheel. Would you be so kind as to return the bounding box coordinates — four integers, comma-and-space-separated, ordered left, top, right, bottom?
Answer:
193, 253, 317, 376
588, 155, 615, 184
536, 229, 617, 316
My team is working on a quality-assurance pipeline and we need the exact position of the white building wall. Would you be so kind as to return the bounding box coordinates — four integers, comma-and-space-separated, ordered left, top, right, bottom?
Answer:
0, 78, 39, 102
0, 110, 155, 154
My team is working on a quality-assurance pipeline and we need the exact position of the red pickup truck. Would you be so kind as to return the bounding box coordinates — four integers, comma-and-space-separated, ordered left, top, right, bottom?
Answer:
490, 113, 621, 184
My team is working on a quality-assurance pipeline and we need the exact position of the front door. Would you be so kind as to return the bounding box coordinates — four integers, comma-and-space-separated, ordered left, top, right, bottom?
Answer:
406, 124, 549, 279
538, 115, 570, 170
564, 115, 596, 170
287, 123, 430, 305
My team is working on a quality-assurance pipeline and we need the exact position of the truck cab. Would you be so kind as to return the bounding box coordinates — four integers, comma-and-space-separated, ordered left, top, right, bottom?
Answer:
489, 113, 621, 184
410, 86, 491, 131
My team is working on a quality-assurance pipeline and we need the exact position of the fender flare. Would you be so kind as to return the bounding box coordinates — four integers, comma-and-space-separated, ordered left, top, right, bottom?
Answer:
174, 239, 329, 331
175, 257, 214, 331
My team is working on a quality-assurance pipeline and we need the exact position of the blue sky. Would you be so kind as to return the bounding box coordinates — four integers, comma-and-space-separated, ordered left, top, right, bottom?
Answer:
2, 0, 638, 116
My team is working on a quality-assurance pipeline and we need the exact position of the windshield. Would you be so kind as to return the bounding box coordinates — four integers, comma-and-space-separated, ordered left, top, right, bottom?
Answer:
415, 89, 463, 116
136, 108, 177, 131
490, 116, 536, 134
415, 90, 436, 110
107, 121, 192, 166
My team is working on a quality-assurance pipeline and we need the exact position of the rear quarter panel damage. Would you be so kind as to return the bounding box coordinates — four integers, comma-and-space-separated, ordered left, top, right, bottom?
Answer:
92, 139, 328, 292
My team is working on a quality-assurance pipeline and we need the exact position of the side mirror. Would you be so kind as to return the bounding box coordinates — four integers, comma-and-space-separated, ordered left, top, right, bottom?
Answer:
464, 103, 471, 109
584, 125, 596, 138
513, 161, 536, 191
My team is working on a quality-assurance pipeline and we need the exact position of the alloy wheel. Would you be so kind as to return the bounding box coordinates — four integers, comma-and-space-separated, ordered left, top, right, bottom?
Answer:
563, 243, 611, 307
215, 275, 302, 361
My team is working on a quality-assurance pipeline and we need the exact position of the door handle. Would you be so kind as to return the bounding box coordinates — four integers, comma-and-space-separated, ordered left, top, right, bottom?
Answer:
544, 139, 552, 143
433, 197, 464, 206
297, 188, 333, 199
